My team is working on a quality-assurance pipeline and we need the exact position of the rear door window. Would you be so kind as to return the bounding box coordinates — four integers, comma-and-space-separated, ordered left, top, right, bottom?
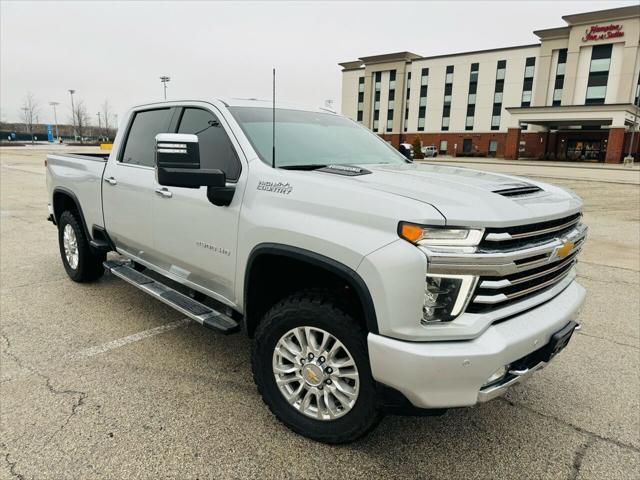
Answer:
121, 108, 172, 167
177, 108, 241, 181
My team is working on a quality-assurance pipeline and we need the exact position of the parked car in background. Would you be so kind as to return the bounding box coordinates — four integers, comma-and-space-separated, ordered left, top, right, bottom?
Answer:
422, 145, 438, 157
399, 142, 414, 160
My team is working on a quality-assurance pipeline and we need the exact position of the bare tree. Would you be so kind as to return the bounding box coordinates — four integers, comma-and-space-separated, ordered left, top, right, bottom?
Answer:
101, 100, 114, 140
20, 92, 40, 143
72, 100, 91, 143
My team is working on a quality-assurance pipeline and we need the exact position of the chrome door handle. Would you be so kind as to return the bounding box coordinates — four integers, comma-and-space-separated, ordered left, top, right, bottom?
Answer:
104, 176, 117, 185
155, 187, 173, 198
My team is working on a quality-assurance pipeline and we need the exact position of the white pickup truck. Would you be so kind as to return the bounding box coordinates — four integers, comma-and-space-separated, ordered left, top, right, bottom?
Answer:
46, 99, 587, 443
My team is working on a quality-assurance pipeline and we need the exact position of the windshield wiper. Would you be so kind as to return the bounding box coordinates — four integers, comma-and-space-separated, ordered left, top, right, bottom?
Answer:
279, 164, 327, 171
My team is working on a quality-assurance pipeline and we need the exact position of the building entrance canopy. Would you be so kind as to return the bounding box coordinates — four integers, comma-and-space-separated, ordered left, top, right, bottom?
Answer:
506, 103, 639, 130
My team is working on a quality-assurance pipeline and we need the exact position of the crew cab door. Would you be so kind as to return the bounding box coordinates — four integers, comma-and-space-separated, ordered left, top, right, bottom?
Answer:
152, 106, 244, 304
103, 107, 174, 264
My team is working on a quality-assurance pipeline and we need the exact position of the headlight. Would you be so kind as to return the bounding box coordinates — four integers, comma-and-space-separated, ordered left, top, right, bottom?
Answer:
399, 222, 484, 250
422, 274, 477, 324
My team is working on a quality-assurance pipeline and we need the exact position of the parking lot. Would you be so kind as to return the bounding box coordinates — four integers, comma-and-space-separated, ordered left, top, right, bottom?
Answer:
1, 145, 639, 479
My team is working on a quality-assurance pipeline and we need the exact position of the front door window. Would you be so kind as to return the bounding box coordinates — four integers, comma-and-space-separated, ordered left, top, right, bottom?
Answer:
566, 140, 604, 162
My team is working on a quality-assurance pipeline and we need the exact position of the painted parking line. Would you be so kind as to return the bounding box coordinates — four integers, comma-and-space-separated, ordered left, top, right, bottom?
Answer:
70, 318, 190, 360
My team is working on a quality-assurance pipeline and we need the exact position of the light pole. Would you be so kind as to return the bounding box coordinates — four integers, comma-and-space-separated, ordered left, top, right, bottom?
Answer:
49, 102, 60, 141
97, 112, 102, 140
68, 89, 76, 141
160, 76, 170, 100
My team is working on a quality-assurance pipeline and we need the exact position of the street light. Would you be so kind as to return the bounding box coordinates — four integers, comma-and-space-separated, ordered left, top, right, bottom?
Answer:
49, 102, 60, 141
97, 112, 102, 140
68, 89, 76, 141
160, 76, 170, 100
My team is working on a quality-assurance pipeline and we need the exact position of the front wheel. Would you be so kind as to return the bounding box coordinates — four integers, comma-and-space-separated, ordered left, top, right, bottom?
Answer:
252, 291, 382, 443
57, 210, 105, 282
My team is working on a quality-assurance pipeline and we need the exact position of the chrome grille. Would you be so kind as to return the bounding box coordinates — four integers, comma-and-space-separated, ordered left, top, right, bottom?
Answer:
465, 215, 585, 313
482, 213, 582, 250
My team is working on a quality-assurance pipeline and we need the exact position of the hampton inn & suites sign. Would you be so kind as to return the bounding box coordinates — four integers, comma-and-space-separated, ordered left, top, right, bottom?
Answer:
582, 24, 624, 42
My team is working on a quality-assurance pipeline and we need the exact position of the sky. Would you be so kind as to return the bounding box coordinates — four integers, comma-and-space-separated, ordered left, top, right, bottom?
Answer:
1, 0, 637, 125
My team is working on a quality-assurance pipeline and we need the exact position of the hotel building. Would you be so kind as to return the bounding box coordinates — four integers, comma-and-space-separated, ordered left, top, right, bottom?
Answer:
339, 5, 640, 163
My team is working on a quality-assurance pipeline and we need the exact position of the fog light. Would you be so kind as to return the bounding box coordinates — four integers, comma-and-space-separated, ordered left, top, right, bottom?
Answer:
482, 365, 509, 387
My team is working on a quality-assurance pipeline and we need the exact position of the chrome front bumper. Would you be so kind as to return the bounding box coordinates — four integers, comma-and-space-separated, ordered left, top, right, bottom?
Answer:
368, 281, 586, 409
477, 321, 581, 402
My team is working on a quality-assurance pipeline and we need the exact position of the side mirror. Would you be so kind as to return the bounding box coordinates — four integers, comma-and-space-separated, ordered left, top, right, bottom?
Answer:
155, 133, 225, 188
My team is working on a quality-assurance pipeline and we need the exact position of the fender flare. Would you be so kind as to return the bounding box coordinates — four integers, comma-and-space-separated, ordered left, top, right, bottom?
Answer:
244, 243, 379, 334
52, 187, 93, 242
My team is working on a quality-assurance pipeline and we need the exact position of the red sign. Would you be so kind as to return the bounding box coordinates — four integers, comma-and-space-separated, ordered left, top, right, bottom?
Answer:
582, 24, 624, 42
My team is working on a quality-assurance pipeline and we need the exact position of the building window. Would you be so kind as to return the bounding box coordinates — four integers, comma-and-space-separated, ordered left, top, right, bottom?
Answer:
417, 68, 429, 131
552, 49, 567, 106
439, 140, 448, 154
372, 72, 382, 131
441, 66, 453, 131
585, 44, 612, 105
521, 57, 535, 107
465, 63, 478, 131
404, 72, 411, 132
489, 139, 498, 155
386, 71, 395, 132
356, 77, 365, 123
491, 60, 506, 130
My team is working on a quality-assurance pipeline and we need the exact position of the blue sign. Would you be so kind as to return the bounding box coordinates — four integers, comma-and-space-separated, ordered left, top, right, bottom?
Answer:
47, 125, 54, 142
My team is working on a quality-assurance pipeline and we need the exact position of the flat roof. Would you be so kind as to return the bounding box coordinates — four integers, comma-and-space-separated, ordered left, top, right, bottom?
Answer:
339, 43, 540, 71
562, 5, 639, 25
340, 6, 639, 71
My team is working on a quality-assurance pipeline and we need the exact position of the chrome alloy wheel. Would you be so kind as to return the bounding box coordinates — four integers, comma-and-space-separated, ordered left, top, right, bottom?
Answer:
63, 224, 79, 270
272, 326, 360, 421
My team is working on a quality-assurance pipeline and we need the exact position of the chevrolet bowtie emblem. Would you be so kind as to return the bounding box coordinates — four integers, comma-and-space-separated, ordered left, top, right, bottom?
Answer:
555, 240, 574, 259
305, 368, 319, 383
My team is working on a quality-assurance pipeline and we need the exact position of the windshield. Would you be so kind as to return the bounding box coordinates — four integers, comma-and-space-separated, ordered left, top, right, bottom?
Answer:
228, 107, 408, 168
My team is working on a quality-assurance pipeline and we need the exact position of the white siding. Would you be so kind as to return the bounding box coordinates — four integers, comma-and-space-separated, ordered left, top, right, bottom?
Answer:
572, 45, 592, 104
340, 69, 362, 120
605, 42, 625, 104
546, 49, 560, 106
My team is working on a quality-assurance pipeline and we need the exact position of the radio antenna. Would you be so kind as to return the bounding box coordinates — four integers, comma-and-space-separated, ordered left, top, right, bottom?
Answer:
272, 68, 276, 168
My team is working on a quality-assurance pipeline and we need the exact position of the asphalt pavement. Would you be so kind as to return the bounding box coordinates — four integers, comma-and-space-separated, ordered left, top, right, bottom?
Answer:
1, 146, 638, 479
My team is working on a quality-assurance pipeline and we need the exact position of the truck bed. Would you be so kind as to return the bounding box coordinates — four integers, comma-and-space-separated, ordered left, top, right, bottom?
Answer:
46, 152, 110, 234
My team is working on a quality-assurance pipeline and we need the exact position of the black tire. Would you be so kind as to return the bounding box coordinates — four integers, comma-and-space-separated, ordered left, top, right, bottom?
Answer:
252, 290, 382, 444
57, 210, 105, 282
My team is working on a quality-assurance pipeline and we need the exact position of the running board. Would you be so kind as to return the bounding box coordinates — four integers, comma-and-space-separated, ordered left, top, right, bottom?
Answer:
103, 260, 240, 334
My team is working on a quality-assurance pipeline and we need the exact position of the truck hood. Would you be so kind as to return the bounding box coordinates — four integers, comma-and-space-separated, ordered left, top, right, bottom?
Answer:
332, 162, 582, 228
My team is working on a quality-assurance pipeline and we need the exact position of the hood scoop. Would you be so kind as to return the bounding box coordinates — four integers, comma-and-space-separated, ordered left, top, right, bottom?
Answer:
318, 164, 372, 176
492, 183, 542, 197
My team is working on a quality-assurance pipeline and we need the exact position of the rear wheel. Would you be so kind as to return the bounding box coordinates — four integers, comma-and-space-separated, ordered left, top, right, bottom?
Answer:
252, 290, 381, 443
58, 210, 105, 282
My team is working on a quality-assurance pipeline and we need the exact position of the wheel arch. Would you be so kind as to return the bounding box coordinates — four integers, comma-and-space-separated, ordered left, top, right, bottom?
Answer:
52, 187, 92, 241
243, 243, 378, 337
